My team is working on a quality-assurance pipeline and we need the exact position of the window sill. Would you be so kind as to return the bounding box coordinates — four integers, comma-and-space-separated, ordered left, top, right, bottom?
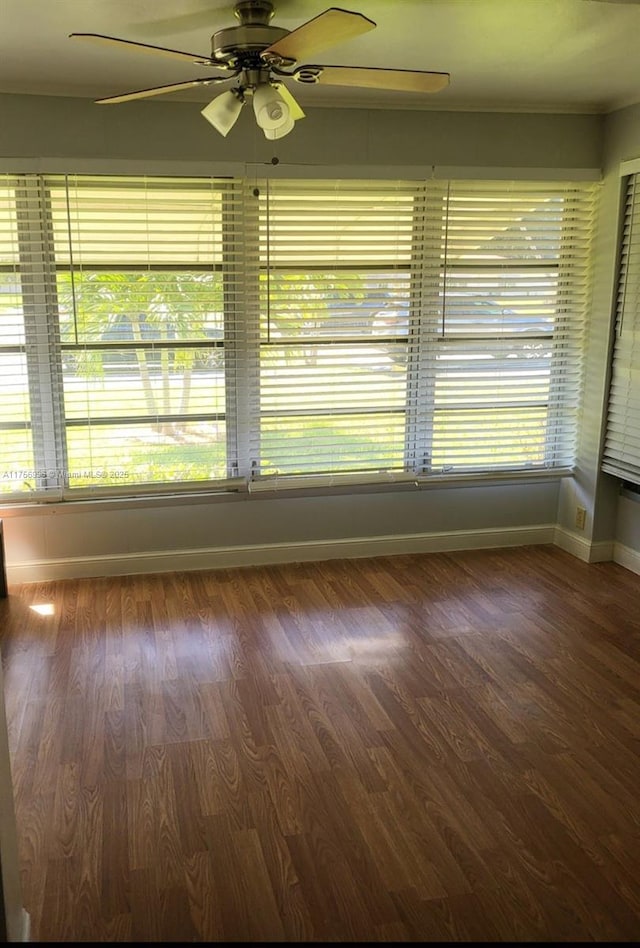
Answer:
0, 468, 571, 517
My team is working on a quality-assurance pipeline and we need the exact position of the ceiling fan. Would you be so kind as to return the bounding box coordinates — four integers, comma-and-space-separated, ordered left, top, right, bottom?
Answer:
69, 1, 450, 140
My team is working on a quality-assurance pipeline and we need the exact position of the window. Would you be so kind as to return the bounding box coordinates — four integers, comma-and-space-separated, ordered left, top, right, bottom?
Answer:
602, 173, 640, 484
254, 181, 417, 480
0, 173, 597, 501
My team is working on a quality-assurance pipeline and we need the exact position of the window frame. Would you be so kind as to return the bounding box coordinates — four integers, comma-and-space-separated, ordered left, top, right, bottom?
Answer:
0, 172, 597, 502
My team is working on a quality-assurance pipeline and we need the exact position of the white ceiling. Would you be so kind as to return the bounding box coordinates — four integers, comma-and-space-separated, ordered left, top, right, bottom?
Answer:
2, 0, 640, 114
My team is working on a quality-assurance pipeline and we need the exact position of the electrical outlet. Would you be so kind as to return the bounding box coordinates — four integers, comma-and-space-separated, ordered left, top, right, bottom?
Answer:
575, 506, 587, 530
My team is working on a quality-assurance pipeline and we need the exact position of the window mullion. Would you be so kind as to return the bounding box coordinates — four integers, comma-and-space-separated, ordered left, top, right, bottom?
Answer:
15, 176, 67, 492
223, 181, 261, 479
404, 182, 444, 475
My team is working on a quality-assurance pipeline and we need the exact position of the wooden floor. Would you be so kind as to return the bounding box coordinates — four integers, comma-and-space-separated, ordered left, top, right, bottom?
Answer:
1, 545, 639, 942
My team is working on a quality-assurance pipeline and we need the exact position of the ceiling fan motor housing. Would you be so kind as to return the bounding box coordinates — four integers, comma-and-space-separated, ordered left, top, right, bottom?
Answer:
211, 0, 290, 66
211, 24, 289, 63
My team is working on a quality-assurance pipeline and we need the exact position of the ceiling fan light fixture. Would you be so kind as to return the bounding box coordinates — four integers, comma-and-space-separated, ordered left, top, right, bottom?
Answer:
252, 82, 290, 130
201, 88, 244, 136
263, 113, 296, 139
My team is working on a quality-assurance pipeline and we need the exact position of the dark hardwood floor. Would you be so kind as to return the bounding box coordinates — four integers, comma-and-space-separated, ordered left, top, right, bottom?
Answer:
1, 544, 639, 942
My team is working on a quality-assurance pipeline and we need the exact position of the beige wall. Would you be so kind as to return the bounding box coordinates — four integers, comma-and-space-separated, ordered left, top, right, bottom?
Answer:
1, 92, 602, 170
0, 93, 612, 579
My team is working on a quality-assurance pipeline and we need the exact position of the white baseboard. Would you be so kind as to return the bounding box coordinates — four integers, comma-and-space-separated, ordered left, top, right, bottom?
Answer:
553, 527, 614, 563
6, 524, 556, 584
589, 540, 616, 563
21, 909, 30, 942
613, 541, 640, 575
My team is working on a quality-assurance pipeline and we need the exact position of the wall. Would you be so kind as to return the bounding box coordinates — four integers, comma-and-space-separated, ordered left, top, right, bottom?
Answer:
0, 92, 605, 582
0, 92, 602, 171
555, 134, 621, 554
0, 480, 561, 583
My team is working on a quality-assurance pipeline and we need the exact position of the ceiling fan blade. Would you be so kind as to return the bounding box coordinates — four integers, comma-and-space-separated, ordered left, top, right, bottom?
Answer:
261, 8, 376, 64
69, 33, 215, 66
276, 83, 305, 120
292, 65, 450, 94
95, 76, 231, 105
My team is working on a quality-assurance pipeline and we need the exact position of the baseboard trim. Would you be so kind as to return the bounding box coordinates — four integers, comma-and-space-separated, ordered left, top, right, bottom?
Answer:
6, 524, 557, 584
553, 527, 614, 563
613, 541, 640, 576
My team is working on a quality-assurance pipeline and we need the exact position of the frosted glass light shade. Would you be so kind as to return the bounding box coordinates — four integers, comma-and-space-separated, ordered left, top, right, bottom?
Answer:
263, 114, 295, 139
201, 90, 244, 137
253, 84, 290, 131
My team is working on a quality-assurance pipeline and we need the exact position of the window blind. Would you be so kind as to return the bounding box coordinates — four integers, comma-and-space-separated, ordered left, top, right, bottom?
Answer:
602, 173, 640, 484
429, 181, 593, 475
250, 178, 596, 488
2, 174, 257, 498
0, 173, 597, 502
252, 178, 422, 483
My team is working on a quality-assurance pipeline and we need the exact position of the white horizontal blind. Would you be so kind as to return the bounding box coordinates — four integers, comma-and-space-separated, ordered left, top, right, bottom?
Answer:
0, 173, 596, 502
252, 179, 423, 483
54, 174, 257, 495
2, 174, 258, 497
431, 180, 594, 473
602, 174, 640, 483
250, 178, 596, 487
